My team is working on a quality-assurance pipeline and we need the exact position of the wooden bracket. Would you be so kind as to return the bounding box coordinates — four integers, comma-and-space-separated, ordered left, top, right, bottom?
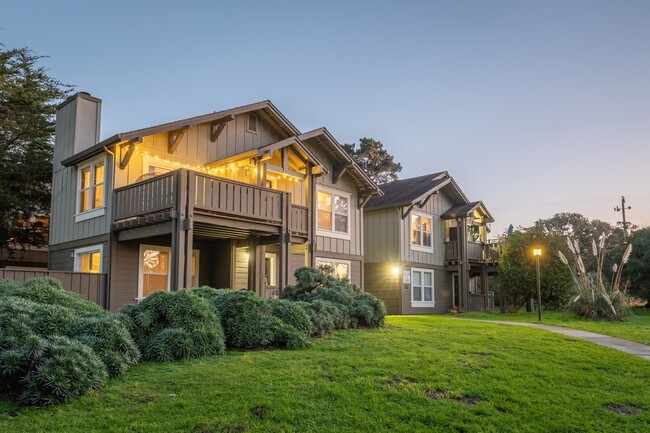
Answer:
401, 204, 415, 220
119, 137, 142, 170
168, 126, 189, 154
358, 194, 373, 209
210, 114, 235, 142
332, 161, 353, 184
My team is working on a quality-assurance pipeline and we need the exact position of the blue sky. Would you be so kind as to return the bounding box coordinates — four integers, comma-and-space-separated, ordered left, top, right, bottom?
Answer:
3, 0, 650, 234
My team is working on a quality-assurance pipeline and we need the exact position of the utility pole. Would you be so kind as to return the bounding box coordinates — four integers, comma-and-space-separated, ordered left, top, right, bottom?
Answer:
614, 196, 632, 240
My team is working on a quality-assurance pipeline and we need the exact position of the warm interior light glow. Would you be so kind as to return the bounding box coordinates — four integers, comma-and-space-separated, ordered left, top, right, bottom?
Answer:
391, 266, 399, 276
533, 248, 542, 256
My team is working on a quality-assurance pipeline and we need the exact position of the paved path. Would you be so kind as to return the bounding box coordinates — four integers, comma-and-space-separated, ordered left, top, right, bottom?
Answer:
467, 320, 650, 361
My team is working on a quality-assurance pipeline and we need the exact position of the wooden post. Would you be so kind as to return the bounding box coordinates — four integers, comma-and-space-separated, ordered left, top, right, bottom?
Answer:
481, 265, 488, 310
278, 193, 288, 290
247, 238, 258, 293
170, 169, 188, 291
184, 171, 195, 288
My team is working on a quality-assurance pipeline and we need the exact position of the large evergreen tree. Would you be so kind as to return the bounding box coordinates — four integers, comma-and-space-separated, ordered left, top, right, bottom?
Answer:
342, 137, 402, 185
0, 46, 71, 264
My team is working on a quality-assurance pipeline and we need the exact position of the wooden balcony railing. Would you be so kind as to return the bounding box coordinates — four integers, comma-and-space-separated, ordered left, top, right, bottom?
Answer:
444, 240, 501, 263
114, 171, 176, 221
113, 169, 310, 238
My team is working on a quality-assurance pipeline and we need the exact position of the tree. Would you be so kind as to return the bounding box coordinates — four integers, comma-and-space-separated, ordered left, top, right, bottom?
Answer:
497, 227, 573, 312
0, 46, 71, 265
342, 137, 402, 185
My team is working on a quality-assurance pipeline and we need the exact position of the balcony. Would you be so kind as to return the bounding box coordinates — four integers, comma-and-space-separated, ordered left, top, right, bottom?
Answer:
444, 240, 501, 264
113, 169, 308, 238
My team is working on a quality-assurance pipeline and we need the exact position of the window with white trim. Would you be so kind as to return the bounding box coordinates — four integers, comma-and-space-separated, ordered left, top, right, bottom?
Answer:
74, 245, 103, 273
315, 258, 351, 280
79, 159, 104, 213
138, 245, 199, 299
411, 214, 432, 251
411, 268, 434, 307
316, 189, 350, 238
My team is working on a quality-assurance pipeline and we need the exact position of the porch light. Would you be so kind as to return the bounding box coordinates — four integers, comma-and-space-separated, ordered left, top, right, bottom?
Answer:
391, 266, 399, 276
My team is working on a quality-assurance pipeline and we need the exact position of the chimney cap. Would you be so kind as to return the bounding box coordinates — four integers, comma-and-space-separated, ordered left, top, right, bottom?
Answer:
56, 91, 102, 111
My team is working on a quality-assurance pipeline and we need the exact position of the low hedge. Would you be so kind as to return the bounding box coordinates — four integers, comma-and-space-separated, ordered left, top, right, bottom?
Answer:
0, 278, 139, 406
117, 290, 225, 362
192, 288, 310, 349
281, 267, 386, 330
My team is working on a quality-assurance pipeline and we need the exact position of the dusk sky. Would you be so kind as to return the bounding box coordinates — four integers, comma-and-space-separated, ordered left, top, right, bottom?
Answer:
3, 0, 649, 235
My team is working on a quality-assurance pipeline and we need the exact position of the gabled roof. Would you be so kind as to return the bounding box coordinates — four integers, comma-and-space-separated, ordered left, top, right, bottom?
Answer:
62, 100, 300, 167
299, 128, 381, 196
365, 172, 452, 210
441, 201, 494, 223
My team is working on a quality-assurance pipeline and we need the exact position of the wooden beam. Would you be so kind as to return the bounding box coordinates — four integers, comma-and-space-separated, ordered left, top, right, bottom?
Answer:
119, 137, 142, 170
168, 126, 189, 154
358, 193, 374, 209
210, 114, 234, 142
332, 161, 353, 184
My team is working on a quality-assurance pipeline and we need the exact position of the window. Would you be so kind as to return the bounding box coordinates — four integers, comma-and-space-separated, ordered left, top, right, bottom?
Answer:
79, 160, 104, 213
74, 245, 103, 273
411, 268, 434, 307
138, 245, 199, 299
76, 157, 106, 222
316, 258, 351, 280
317, 189, 350, 239
411, 214, 432, 251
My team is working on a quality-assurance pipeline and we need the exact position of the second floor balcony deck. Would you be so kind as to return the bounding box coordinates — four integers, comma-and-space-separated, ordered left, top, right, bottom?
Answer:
444, 240, 501, 264
112, 169, 308, 238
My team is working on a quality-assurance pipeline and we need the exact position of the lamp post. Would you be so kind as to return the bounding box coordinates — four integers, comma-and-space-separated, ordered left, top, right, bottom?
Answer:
533, 248, 542, 322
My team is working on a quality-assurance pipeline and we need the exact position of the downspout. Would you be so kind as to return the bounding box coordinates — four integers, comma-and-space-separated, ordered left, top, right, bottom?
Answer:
103, 145, 116, 310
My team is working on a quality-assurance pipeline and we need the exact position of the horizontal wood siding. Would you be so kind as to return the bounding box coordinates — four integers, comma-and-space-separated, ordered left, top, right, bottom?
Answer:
400, 265, 452, 315
0, 269, 107, 308
363, 262, 401, 314
363, 208, 400, 263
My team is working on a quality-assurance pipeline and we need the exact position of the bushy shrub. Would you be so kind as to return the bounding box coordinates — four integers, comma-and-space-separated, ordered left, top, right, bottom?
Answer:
0, 278, 139, 405
267, 299, 314, 336
295, 300, 341, 336
117, 290, 225, 361
192, 287, 310, 349
282, 267, 386, 331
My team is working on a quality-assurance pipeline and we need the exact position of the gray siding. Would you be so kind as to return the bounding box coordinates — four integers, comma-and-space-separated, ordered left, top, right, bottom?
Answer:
399, 264, 452, 315
49, 153, 113, 246
398, 189, 456, 266
363, 208, 401, 264
364, 262, 401, 314
48, 235, 110, 273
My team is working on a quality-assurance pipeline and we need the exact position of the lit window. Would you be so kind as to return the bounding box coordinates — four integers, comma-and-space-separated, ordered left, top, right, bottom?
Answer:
411, 268, 434, 306
79, 160, 105, 213
317, 190, 349, 234
74, 246, 102, 273
316, 258, 350, 280
139, 246, 199, 298
411, 215, 432, 249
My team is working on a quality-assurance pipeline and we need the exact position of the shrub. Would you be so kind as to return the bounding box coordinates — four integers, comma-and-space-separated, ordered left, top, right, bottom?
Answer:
192, 287, 310, 349
0, 278, 139, 405
559, 235, 631, 320
282, 267, 386, 330
267, 299, 314, 336
117, 290, 225, 361
296, 300, 341, 336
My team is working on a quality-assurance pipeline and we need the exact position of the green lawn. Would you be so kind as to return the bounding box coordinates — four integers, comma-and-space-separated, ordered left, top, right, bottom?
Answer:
1, 315, 648, 433
456, 308, 650, 345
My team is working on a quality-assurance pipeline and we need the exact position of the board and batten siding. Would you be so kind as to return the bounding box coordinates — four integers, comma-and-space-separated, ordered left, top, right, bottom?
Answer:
49, 153, 113, 246
398, 189, 456, 267
113, 114, 280, 189
48, 235, 110, 273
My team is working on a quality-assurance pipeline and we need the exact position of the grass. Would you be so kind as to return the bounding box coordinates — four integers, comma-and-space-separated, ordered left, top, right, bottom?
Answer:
456, 308, 650, 345
1, 315, 649, 433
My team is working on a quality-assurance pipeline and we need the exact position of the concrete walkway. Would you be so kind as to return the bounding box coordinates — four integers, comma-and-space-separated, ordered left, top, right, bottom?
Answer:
467, 320, 650, 361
